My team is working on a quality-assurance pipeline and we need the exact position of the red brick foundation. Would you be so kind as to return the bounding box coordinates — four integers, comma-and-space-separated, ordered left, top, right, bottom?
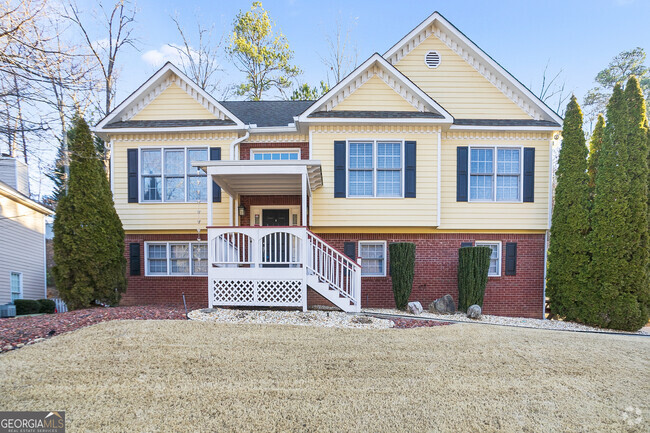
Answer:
316, 232, 545, 318
122, 234, 208, 307
123, 232, 545, 318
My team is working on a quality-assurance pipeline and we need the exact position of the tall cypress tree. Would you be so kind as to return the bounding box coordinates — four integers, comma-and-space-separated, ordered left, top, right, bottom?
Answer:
619, 76, 649, 330
547, 96, 591, 321
587, 114, 605, 194
589, 84, 635, 329
53, 116, 127, 310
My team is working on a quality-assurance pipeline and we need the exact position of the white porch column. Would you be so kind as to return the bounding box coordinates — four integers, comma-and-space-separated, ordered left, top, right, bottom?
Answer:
229, 197, 233, 226
301, 172, 307, 226
207, 172, 213, 226
235, 195, 240, 226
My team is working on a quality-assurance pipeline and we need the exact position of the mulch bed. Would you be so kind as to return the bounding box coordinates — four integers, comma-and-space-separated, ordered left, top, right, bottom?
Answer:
0, 305, 195, 353
0, 306, 451, 353
390, 317, 453, 329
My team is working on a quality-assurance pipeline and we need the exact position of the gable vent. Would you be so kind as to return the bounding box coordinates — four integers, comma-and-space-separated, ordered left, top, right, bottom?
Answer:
425, 51, 441, 68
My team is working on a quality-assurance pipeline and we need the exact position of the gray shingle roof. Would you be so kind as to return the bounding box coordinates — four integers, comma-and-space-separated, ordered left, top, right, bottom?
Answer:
453, 119, 560, 127
219, 100, 313, 127
105, 119, 236, 128
308, 110, 445, 119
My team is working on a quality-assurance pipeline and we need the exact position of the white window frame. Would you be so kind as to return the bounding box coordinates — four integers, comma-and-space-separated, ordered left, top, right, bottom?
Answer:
144, 242, 208, 276
475, 241, 502, 277
358, 240, 387, 277
10, 271, 22, 302
346, 140, 405, 198
250, 148, 301, 161
139, 146, 209, 203
468, 145, 524, 203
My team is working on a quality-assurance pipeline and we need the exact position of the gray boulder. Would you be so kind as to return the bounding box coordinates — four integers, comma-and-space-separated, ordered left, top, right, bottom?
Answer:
467, 304, 482, 319
407, 301, 423, 315
430, 294, 455, 314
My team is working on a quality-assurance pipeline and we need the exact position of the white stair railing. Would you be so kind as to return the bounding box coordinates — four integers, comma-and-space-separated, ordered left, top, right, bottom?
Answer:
306, 230, 361, 308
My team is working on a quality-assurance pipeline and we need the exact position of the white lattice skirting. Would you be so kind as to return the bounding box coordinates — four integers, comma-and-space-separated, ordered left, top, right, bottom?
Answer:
212, 279, 303, 307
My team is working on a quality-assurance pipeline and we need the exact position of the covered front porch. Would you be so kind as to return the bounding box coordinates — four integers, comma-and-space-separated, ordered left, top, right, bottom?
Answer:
195, 160, 361, 312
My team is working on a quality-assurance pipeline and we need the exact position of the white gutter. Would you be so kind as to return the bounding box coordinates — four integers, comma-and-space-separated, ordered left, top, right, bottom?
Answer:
543, 229, 549, 320
437, 128, 441, 227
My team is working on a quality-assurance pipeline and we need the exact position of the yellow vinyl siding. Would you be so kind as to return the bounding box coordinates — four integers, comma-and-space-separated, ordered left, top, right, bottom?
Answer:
132, 83, 219, 121
111, 133, 235, 231
439, 132, 552, 230
332, 76, 417, 112
394, 35, 531, 119
310, 125, 438, 227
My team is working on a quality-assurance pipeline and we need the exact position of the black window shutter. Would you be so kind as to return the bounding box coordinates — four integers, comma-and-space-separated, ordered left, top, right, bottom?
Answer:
523, 147, 535, 202
129, 243, 141, 276
404, 141, 416, 198
334, 141, 346, 198
127, 149, 138, 203
457, 146, 468, 202
343, 242, 356, 261
505, 242, 517, 276
460, 242, 473, 248
210, 147, 221, 202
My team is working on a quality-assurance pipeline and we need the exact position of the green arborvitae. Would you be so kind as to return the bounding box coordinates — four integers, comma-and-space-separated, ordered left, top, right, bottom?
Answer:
587, 114, 605, 194
457, 246, 492, 311
618, 76, 649, 330
589, 84, 635, 329
53, 116, 126, 310
388, 243, 415, 310
546, 96, 591, 322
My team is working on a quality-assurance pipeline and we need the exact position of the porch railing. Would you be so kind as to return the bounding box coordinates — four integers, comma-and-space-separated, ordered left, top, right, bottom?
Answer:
207, 226, 361, 311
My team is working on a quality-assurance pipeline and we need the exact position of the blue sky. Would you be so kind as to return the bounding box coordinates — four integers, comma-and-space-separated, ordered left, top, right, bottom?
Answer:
106, 0, 650, 110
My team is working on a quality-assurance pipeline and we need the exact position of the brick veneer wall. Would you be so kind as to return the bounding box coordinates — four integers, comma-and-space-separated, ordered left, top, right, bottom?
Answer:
240, 142, 309, 160
122, 233, 208, 306
123, 232, 545, 318
316, 232, 546, 318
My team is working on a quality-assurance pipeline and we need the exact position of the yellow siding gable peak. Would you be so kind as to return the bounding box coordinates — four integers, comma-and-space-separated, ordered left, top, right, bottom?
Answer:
298, 53, 453, 124
95, 62, 245, 133
384, 12, 563, 124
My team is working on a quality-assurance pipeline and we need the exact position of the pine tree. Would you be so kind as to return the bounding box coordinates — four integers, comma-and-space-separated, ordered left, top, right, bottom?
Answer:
587, 114, 605, 194
589, 84, 636, 329
53, 116, 126, 310
547, 96, 591, 321
617, 76, 650, 330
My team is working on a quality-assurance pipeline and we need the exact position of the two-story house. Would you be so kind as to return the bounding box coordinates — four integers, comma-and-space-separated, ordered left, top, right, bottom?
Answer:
94, 12, 561, 318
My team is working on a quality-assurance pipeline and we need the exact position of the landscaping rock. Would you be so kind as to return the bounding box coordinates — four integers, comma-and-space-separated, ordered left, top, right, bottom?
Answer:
467, 305, 482, 319
430, 294, 455, 314
407, 302, 423, 315
352, 316, 373, 324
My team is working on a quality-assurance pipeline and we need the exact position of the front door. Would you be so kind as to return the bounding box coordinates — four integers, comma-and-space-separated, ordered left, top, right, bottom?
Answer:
262, 209, 289, 226
261, 209, 290, 267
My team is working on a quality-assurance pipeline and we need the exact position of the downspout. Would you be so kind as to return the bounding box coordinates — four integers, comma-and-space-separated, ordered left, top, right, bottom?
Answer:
229, 128, 250, 226
543, 136, 555, 319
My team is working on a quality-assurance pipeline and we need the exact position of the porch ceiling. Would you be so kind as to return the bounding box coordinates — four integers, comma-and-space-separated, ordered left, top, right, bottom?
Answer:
194, 160, 323, 197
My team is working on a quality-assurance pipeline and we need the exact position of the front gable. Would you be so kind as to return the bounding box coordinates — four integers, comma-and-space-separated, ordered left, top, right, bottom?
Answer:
95, 63, 245, 134
332, 75, 417, 112
384, 12, 563, 124
132, 82, 220, 121
298, 53, 453, 123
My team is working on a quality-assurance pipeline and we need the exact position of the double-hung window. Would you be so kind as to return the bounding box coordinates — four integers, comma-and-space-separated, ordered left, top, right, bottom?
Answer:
141, 147, 208, 202
146, 242, 208, 276
10, 272, 22, 302
348, 141, 402, 197
252, 149, 299, 161
469, 147, 522, 202
359, 241, 387, 277
476, 241, 501, 276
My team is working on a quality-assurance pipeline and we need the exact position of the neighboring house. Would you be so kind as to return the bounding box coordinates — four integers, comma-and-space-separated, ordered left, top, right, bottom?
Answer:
0, 156, 52, 304
94, 12, 561, 318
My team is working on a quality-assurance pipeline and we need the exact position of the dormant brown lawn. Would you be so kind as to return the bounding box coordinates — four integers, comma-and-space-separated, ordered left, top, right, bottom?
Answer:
0, 320, 648, 432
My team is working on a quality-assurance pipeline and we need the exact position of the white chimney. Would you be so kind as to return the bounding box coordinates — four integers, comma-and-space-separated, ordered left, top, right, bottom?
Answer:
0, 156, 30, 196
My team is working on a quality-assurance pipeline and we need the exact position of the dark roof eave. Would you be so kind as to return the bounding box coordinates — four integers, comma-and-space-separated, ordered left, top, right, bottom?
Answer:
308, 110, 445, 119
104, 119, 237, 129
453, 119, 561, 128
